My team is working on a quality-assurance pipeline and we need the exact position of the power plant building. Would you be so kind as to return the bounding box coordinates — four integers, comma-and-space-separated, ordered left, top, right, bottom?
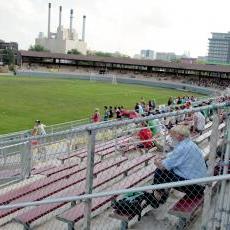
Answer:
35, 3, 87, 55
208, 32, 230, 64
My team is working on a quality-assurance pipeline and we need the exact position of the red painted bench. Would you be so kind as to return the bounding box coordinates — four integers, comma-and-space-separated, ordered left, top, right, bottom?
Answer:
0, 157, 127, 219
97, 146, 116, 160
168, 179, 219, 229
57, 136, 131, 163
39, 162, 79, 177
56, 164, 156, 229
12, 154, 154, 228
57, 147, 88, 164
31, 165, 56, 175
76, 136, 131, 162
41, 158, 103, 177
0, 156, 127, 206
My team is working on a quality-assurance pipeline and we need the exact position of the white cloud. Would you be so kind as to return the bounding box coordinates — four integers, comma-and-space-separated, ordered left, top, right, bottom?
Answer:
0, 0, 230, 57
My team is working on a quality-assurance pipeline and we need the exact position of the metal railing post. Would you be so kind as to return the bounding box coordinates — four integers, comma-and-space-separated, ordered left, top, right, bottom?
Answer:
20, 141, 32, 179
220, 115, 230, 229
214, 114, 230, 229
83, 128, 96, 230
115, 125, 118, 153
201, 110, 219, 229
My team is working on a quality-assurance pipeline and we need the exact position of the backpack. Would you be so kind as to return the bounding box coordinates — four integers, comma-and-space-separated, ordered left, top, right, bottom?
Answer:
111, 192, 145, 221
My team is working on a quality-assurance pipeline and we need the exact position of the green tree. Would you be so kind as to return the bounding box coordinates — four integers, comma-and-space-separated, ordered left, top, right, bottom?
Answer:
94, 51, 113, 57
67, 49, 82, 55
2, 48, 15, 65
29, 44, 49, 52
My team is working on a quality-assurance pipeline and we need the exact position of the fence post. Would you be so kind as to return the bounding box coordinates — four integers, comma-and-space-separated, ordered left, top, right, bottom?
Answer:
115, 125, 118, 153
83, 128, 96, 230
219, 115, 230, 229
201, 110, 219, 229
20, 141, 32, 179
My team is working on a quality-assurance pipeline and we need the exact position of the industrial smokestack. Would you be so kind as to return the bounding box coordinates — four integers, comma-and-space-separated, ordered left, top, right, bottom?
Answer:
59, 6, 62, 29
69, 9, 73, 39
82, 15, 86, 42
48, 3, 51, 38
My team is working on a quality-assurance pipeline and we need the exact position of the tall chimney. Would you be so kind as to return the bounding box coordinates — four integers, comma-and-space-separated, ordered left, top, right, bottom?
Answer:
59, 6, 62, 29
82, 15, 86, 42
69, 9, 73, 39
48, 3, 51, 38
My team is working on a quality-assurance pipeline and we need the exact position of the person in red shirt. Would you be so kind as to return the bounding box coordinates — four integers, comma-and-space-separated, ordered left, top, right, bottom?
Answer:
91, 108, 101, 123
137, 122, 153, 149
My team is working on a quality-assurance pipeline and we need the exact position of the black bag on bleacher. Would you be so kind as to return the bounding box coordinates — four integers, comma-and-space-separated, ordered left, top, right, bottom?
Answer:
111, 192, 145, 221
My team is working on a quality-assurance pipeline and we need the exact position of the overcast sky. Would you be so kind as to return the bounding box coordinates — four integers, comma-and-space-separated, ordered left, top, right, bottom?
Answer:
0, 0, 230, 57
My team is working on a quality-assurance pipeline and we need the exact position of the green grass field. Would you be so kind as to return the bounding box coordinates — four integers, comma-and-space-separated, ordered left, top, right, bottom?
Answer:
0, 75, 203, 134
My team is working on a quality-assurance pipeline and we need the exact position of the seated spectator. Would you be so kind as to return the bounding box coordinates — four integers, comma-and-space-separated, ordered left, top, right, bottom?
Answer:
148, 100, 154, 111
193, 111, 205, 134
134, 103, 139, 113
144, 125, 207, 208
108, 106, 114, 118
137, 122, 154, 149
103, 106, 109, 121
122, 110, 140, 119
140, 96, 145, 107
138, 103, 144, 115
167, 96, 173, 106
116, 107, 122, 119
148, 115, 166, 151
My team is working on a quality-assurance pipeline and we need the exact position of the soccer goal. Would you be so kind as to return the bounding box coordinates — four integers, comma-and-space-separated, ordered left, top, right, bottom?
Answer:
89, 72, 117, 84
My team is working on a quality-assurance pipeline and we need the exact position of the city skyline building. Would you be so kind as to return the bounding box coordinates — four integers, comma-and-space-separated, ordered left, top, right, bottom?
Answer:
140, 49, 155, 60
208, 32, 230, 64
0, 39, 18, 65
155, 52, 176, 61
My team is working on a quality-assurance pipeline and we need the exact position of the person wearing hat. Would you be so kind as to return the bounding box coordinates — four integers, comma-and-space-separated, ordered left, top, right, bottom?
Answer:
144, 125, 207, 208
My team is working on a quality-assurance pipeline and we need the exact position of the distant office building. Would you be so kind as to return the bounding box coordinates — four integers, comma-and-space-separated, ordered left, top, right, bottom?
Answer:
140, 50, 155, 60
156, 52, 176, 61
0, 39, 18, 65
133, 54, 141, 59
208, 32, 230, 64
180, 58, 197, 64
197, 56, 207, 63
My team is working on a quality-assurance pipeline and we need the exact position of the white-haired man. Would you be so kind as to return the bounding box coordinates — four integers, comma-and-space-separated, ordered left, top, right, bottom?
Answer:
145, 125, 208, 208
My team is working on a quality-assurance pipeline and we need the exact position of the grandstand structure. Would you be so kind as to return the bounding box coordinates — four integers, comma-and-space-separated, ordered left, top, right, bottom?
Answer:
19, 50, 230, 78
0, 98, 229, 230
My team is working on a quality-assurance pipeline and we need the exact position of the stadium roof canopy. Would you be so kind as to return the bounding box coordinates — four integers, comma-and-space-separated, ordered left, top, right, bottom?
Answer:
19, 50, 230, 74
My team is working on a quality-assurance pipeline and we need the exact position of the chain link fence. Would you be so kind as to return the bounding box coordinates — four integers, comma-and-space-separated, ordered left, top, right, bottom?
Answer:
0, 100, 229, 230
